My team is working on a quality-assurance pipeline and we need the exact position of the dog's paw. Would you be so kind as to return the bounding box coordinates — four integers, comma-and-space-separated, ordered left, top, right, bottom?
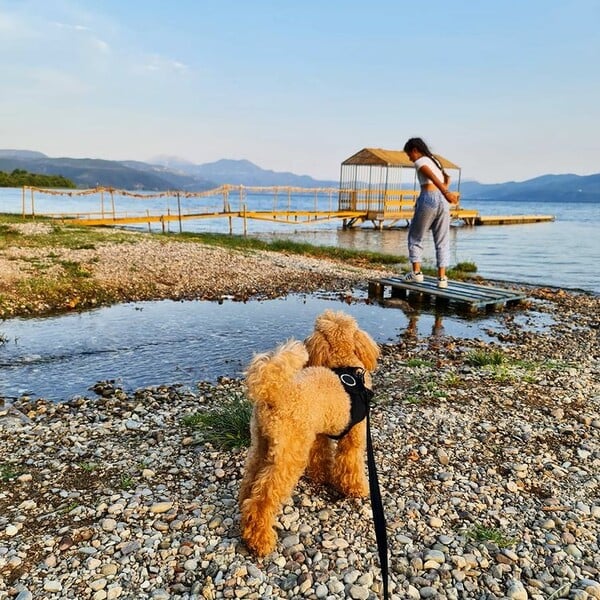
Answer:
336, 478, 369, 498
242, 522, 277, 557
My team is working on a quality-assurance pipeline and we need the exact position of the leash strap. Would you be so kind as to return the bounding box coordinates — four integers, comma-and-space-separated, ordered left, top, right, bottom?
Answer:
330, 367, 389, 598
366, 407, 389, 600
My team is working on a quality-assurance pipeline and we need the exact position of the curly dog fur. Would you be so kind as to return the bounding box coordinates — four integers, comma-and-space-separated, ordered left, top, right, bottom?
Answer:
239, 310, 380, 556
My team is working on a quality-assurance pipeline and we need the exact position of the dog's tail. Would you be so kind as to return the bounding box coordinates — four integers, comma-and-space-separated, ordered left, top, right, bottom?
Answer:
245, 339, 308, 405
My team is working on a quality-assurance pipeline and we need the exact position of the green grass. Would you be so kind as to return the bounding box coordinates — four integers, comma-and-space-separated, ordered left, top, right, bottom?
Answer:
57, 260, 92, 278
406, 358, 435, 368
77, 461, 98, 472
453, 261, 477, 273
0, 214, 136, 251
183, 394, 252, 450
59, 502, 80, 514
119, 474, 135, 490
173, 231, 406, 266
0, 464, 23, 481
466, 349, 506, 366
464, 351, 576, 384
466, 524, 516, 548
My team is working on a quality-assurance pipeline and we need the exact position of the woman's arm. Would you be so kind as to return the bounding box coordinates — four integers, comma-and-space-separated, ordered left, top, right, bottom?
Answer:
418, 164, 458, 204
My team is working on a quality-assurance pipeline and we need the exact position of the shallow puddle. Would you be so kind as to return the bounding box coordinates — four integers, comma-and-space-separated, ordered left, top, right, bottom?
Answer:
0, 291, 552, 401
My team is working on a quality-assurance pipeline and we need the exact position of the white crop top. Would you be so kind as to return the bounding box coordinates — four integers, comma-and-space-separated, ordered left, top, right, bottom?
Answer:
414, 156, 444, 186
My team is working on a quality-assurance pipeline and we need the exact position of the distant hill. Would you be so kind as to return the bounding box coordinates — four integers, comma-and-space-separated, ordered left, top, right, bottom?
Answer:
149, 156, 339, 187
0, 152, 216, 191
0, 150, 598, 200
0, 151, 337, 191
460, 173, 600, 202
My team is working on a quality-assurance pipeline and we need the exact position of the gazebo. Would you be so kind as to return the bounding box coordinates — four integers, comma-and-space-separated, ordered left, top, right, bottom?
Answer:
338, 147, 462, 228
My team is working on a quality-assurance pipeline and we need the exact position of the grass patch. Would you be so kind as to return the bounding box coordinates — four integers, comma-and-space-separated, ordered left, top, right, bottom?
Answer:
466, 524, 516, 548
0, 214, 136, 251
0, 464, 23, 481
57, 260, 92, 278
183, 394, 252, 450
443, 372, 462, 387
406, 358, 434, 368
12, 276, 115, 311
77, 461, 98, 472
464, 351, 575, 384
59, 502, 80, 514
173, 231, 405, 266
119, 474, 135, 490
466, 349, 506, 366
453, 261, 477, 273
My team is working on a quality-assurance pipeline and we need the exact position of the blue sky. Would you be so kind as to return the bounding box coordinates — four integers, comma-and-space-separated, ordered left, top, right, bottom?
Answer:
1, 0, 599, 183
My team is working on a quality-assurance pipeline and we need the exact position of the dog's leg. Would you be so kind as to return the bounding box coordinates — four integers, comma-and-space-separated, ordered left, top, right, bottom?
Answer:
331, 420, 369, 497
240, 438, 312, 556
306, 434, 334, 484
239, 417, 267, 506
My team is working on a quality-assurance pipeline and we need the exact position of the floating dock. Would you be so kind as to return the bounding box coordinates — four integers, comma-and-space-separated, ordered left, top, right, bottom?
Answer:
368, 276, 528, 313
474, 215, 555, 225
21, 185, 555, 232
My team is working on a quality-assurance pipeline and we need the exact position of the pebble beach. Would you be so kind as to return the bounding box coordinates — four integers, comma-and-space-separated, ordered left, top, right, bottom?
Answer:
1, 224, 599, 599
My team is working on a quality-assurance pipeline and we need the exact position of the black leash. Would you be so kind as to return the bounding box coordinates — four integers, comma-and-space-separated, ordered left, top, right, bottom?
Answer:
366, 405, 389, 600
331, 367, 389, 599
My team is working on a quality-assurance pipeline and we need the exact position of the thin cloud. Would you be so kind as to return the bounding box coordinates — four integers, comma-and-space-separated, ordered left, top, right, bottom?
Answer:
90, 37, 110, 54
52, 21, 91, 32
142, 55, 189, 74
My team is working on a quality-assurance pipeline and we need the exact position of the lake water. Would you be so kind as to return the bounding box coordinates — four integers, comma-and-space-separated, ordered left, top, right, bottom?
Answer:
0, 292, 552, 401
0, 187, 595, 401
2, 188, 598, 294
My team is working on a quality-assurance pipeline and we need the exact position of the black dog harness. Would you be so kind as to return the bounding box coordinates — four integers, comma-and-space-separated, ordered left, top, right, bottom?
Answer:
330, 366, 389, 600
329, 367, 372, 440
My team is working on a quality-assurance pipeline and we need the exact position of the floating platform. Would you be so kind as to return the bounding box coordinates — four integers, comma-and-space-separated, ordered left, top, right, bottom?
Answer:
474, 214, 554, 225
368, 276, 528, 313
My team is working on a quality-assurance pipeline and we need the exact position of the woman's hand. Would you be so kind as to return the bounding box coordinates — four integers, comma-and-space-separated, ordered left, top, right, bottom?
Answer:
445, 190, 459, 205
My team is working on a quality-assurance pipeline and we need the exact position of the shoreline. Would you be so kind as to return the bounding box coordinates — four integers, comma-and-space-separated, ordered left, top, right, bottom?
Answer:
0, 222, 398, 320
1, 221, 599, 599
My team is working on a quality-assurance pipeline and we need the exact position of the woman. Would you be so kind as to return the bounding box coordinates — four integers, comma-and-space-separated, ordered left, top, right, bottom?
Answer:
403, 137, 458, 288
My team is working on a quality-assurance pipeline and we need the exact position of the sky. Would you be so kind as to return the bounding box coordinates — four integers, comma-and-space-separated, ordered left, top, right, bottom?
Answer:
1, 0, 599, 184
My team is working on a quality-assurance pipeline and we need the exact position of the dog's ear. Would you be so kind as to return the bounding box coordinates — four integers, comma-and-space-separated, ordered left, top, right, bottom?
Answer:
354, 330, 380, 371
304, 331, 330, 366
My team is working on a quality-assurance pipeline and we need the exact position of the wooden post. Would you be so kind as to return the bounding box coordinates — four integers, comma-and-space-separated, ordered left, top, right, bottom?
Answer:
368, 280, 384, 302
111, 191, 115, 220
242, 203, 247, 235
177, 192, 182, 233
31, 188, 35, 218
147, 209, 151, 232
21, 187, 26, 218
101, 189, 105, 218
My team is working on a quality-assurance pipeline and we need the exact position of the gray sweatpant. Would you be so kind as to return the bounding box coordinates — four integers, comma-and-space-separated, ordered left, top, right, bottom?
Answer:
407, 190, 451, 268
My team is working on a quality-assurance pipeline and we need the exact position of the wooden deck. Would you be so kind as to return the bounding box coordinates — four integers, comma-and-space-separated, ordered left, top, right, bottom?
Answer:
368, 276, 528, 313
21, 185, 554, 232
475, 214, 555, 225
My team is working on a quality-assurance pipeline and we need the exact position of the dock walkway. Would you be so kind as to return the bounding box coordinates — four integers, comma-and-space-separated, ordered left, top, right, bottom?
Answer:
368, 276, 528, 313
475, 215, 555, 225
21, 185, 555, 232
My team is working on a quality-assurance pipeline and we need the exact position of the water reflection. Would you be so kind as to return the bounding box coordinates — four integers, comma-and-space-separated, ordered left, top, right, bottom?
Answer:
0, 291, 540, 402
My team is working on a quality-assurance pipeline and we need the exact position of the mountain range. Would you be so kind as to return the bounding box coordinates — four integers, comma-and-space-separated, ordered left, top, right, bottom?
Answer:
0, 149, 598, 202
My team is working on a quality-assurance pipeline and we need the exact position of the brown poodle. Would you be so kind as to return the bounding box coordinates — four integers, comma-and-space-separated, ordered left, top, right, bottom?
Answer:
239, 310, 380, 556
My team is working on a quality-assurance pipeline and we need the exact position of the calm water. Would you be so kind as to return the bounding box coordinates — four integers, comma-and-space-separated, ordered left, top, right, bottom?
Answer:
2, 188, 598, 293
0, 293, 551, 401
0, 188, 594, 401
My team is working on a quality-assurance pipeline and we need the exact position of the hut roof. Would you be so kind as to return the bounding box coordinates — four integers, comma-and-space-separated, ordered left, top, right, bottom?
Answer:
342, 147, 460, 170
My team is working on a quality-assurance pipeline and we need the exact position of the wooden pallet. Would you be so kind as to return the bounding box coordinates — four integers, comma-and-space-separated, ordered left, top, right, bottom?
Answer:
368, 276, 528, 313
